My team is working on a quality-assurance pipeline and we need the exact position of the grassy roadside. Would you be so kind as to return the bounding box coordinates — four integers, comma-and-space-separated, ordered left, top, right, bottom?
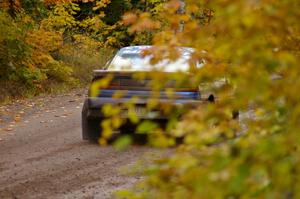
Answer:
0, 47, 115, 105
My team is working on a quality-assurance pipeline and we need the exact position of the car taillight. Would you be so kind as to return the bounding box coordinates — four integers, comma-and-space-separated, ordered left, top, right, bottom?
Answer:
105, 78, 152, 90
106, 79, 120, 89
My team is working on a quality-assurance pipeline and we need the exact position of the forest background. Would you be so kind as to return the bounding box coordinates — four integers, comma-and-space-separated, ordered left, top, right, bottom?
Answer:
0, 0, 165, 102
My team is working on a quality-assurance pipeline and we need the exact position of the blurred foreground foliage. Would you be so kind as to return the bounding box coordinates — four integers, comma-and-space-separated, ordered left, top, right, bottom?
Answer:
104, 0, 300, 198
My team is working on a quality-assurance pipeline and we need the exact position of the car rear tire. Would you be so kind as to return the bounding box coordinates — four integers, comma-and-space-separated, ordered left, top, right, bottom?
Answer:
82, 100, 102, 142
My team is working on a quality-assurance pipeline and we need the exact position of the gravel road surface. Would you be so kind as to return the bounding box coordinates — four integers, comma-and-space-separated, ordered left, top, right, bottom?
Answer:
0, 89, 154, 199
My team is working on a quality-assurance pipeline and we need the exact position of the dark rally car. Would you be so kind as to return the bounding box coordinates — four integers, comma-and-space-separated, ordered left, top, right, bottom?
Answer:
82, 45, 211, 141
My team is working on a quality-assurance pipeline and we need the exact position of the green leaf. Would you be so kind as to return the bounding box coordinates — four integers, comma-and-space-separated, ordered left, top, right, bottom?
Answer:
136, 120, 158, 134
113, 135, 132, 151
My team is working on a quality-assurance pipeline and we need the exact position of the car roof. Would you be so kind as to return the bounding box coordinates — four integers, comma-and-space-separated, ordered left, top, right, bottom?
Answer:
118, 45, 195, 55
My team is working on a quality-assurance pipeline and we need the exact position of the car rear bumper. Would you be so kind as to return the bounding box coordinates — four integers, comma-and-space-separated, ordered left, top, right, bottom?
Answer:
84, 97, 205, 119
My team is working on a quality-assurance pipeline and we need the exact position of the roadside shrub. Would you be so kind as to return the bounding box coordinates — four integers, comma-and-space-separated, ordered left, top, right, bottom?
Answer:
0, 11, 39, 85
0, 9, 75, 101
57, 34, 115, 84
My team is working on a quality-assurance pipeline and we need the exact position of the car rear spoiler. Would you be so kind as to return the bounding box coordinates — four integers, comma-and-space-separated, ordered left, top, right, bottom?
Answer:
93, 70, 136, 77
93, 69, 176, 79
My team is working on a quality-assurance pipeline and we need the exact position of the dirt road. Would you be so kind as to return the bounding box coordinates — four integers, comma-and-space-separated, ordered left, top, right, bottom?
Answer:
0, 90, 153, 199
